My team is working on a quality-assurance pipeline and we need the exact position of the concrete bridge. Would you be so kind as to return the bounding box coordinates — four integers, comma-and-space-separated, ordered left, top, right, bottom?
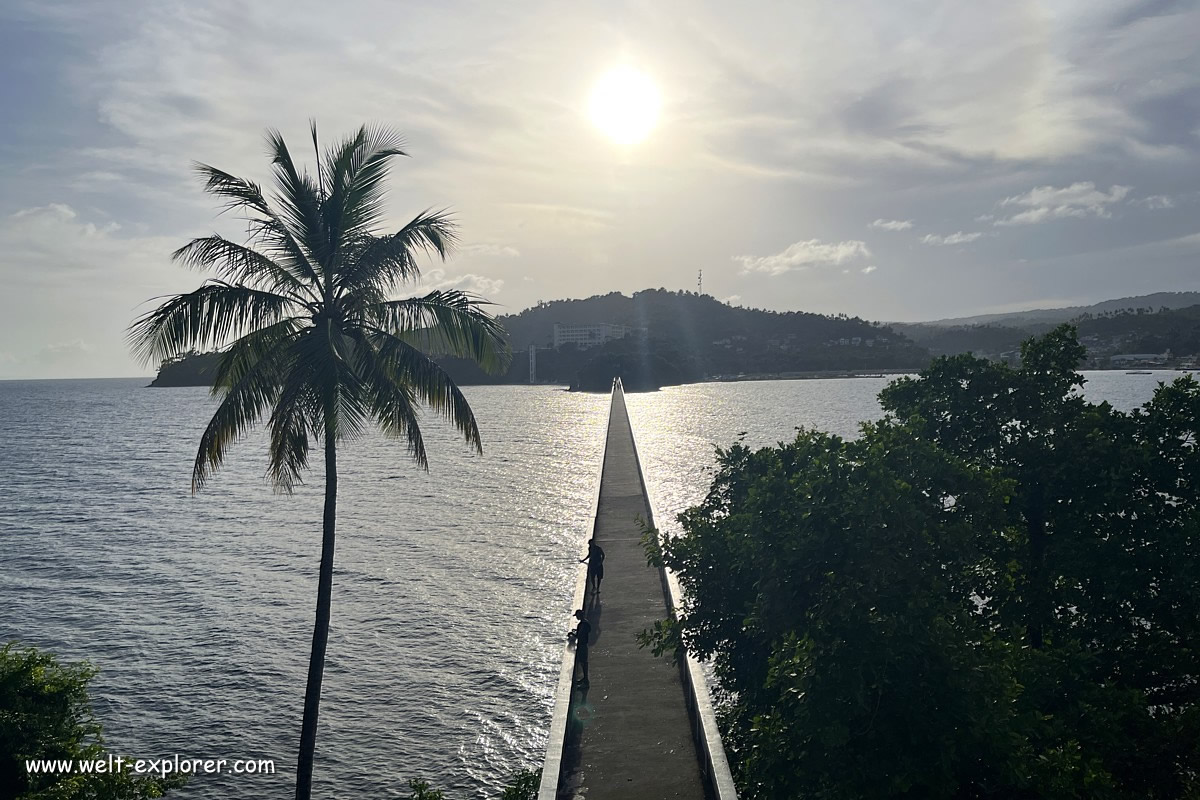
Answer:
538, 380, 737, 800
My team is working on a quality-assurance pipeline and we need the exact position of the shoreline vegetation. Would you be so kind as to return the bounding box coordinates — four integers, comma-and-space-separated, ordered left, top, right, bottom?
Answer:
148, 351, 1190, 391
642, 325, 1200, 799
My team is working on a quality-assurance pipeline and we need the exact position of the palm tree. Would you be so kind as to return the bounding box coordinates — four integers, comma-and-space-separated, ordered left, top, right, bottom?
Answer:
129, 124, 511, 800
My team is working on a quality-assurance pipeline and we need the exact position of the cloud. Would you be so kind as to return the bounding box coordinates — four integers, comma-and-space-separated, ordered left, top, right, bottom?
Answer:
869, 218, 913, 231
861, 265, 877, 274
994, 182, 1132, 226
1131, 194, 1175, 209
921, 231, 983, 246
733, 239, 871, 275
0, 202, 211, 377
500, 203, 616, 233
38, 339, 95, 361
458, 242, 520, 258
418, 267, 504, 297
1, 203, 173, 287
10, 203, 120, 237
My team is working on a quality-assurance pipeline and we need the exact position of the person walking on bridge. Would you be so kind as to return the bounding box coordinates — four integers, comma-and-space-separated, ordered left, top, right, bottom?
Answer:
571, 609, 591, 684
580, 538, 605, 596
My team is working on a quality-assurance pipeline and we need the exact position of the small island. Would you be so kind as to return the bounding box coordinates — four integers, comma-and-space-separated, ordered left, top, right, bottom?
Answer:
149, 351, 222, 387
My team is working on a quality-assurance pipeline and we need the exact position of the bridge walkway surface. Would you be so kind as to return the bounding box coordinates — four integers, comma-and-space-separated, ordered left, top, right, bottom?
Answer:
539, 381, 737, 800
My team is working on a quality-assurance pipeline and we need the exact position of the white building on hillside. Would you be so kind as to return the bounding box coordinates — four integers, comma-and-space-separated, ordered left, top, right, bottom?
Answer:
553, 322, 632, 349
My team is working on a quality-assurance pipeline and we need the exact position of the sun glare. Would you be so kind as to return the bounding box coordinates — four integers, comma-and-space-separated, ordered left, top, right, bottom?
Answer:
588, 65, 660, 145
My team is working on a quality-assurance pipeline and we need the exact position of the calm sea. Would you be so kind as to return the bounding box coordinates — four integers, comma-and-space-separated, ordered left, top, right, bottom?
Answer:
0, 371, 1184, 798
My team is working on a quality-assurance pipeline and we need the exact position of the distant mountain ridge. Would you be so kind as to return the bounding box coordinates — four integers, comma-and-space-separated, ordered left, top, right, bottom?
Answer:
906, 292, 1200, 328
893, 292, 1200, 361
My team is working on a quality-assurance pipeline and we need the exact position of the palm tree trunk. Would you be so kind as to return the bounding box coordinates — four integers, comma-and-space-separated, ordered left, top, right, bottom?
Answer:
295, 422, 338, 800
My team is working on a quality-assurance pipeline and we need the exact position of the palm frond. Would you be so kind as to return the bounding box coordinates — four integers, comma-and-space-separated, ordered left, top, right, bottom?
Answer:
192, 337, 292, 492
336, 209, 457, 298
360, 325, 484, 455
128, 282, 303, 365
265, 129, 329, 281
266, 365, 316, 493
370, 290, 510, 374
343, 328, 430, 467
193, 163, 323, 286
173, 235, 317, 300
322, 321, 370, 442
210, 318, 304, 394
324, 125, 409, 245
192, 163, 272, 217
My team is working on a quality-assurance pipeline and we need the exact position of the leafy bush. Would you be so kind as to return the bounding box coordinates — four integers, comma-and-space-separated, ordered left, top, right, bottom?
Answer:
0, 643, 185, 799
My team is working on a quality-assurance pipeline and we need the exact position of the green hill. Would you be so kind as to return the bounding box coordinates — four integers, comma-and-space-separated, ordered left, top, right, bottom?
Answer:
495, 288, 927, 380
148, 289, 929, 389
904, 291, 1200, 329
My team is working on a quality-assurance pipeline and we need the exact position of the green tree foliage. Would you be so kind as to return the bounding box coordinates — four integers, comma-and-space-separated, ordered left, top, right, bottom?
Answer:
0, 644, 184, 799
497, 768, 540, 800
401, 768, 539, 800
405, 778, 445, 800
127, 124, 510, 800
645, 325, 1200, 798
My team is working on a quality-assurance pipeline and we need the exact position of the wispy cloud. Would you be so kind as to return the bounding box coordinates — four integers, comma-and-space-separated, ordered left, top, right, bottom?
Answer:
994, 182, 1131, 226
0, 202, 186, 377
2, 204, 170, 286
870, 218, 913, 231
734, 239, 871, 275
458, 242, 520, 258
1131, 194, 1175, 210
921, 231, 983, 246
861, 265, 877, 274
39, 339, 95, 360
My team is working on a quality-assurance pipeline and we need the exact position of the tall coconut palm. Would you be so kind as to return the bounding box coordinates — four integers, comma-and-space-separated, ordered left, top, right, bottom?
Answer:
129, 124, 510, 800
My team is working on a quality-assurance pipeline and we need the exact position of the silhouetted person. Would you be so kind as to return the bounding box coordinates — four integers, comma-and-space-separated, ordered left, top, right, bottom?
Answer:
571, 609, 591, 683
580, 538, 605, 595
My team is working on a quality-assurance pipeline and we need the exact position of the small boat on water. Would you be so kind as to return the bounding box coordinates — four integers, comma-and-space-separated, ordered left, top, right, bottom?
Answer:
1126, 370, 1153, 375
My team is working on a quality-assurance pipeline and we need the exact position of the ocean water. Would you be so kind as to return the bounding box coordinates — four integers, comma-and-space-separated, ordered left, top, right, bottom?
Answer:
627, 371, 1190, 541
0, 371, 1185, 798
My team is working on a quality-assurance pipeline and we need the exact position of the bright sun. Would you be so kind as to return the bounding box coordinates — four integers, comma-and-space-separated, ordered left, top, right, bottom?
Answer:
588, 65, 660, 145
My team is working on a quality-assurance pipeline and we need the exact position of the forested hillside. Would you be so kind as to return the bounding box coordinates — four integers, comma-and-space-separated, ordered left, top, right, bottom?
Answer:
495, 289, 927, 379
150, 289, 929, 388
897, 303, 1200, 362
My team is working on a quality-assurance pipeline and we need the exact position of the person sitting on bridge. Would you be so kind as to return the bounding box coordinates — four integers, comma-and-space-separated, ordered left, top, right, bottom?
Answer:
579, 539, 605, 595
570, 609, 592, 683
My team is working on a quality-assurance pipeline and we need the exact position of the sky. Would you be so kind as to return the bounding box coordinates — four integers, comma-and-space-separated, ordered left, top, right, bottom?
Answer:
1, 0, 1198, 378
